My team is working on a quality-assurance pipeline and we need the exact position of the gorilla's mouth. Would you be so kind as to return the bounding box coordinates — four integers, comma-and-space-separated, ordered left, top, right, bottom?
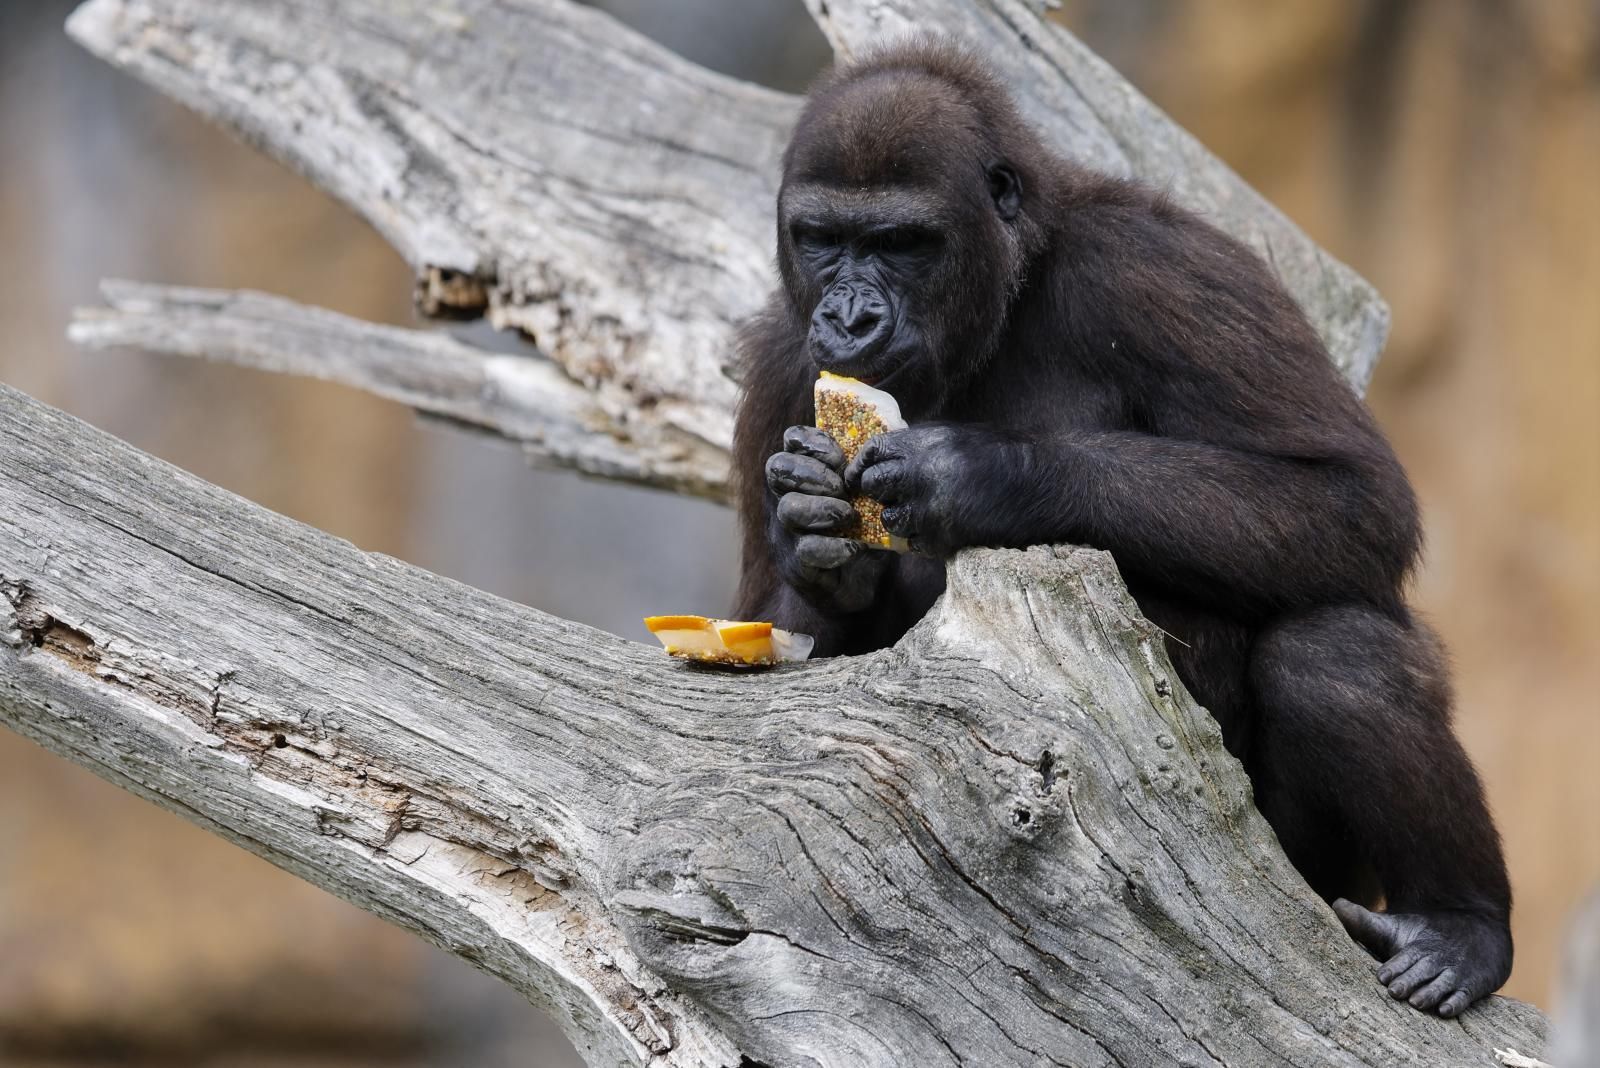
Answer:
855, 356, 912, 392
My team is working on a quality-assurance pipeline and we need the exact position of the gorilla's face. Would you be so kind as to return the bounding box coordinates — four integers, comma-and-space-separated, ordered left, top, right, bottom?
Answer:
784, 199, 946, 386
776, 164, 1022, 415
774, 72, 1027, 413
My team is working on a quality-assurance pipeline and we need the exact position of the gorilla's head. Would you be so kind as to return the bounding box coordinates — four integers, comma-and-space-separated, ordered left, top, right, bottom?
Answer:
776, 40, 1049, 413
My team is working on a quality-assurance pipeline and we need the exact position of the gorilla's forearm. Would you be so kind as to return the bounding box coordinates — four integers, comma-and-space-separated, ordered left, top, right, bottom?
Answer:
992, 430, 1420, 619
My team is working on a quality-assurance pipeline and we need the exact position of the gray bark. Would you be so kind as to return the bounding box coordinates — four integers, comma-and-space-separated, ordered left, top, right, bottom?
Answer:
0, 385, 1548, 1066
70, 281, 731, 499
67, 0, 1387, 502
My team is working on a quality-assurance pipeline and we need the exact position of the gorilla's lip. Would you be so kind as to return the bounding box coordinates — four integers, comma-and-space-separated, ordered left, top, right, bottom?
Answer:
856, 361, 908, 392
832, 361, 899, 389
813, 343, 908, 391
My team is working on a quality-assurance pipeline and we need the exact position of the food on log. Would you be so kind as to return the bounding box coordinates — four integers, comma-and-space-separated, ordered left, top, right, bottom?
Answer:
643, 615, 815, 666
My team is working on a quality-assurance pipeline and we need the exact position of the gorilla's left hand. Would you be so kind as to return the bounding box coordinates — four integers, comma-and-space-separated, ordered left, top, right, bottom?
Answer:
844, 423, 1021, 556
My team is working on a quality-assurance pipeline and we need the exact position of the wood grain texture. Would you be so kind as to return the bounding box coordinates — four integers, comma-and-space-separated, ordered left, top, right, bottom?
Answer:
66, 0, 796, 465
0, 384, 1546, 1066
66, 0, 1387, 499
69, 280, 731, 499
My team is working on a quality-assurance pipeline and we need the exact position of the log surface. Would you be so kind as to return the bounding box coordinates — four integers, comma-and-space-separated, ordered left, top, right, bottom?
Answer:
0, 384, 1546, 1066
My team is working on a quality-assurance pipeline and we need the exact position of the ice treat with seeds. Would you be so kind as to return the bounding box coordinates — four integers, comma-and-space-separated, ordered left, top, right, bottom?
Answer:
813, 371, 909, 551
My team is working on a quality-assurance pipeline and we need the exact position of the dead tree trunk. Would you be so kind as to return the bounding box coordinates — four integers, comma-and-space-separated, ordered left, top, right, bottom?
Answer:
0, 0, 1551, 1065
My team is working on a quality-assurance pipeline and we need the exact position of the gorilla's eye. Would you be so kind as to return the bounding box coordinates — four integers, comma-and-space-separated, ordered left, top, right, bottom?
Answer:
792, 225, 842, 253
865, 226, 942, 257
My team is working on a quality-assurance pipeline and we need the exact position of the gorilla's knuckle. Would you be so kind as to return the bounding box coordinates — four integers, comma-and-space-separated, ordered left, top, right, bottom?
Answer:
779, 493, 851, 532
764, 452, 795, 483
784, 425, 845, 466
768, 453, 843, 496
881, 504, 913, 534
860, 462, 902, 498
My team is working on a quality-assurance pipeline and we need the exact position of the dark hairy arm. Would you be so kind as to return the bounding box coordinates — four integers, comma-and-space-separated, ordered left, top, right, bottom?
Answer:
851, 197, 1421, 620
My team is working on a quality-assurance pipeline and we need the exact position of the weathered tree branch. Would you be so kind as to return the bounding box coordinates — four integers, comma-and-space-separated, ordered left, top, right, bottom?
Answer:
0, 385, 1547, 1065
67, 0, 1386, 499
69, 280, 731, 499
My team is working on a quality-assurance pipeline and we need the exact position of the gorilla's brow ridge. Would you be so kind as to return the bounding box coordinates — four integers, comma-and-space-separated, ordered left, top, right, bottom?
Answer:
781, 185, 950, 225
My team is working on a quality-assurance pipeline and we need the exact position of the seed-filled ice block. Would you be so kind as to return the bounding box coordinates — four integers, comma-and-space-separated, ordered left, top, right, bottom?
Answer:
813, 371, 909, 551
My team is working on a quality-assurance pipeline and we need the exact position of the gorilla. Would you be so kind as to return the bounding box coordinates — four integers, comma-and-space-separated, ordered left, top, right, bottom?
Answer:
730, 40, 1512, 1017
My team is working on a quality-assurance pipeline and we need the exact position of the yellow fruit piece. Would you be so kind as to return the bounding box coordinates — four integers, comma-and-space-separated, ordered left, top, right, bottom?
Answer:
644, 615, 712, 632
715, 620, 773, 644
644, 615, 723, 660
643, 616, 813, 667
716, 620, 775, 663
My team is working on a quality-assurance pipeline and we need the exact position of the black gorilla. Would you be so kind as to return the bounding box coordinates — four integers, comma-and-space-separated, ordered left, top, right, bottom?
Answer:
731, 40, 1513, 1016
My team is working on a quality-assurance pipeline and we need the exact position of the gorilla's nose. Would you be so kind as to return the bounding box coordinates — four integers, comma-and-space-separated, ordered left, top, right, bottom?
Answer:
823, 298, 882, 339
813, 283, 891, 361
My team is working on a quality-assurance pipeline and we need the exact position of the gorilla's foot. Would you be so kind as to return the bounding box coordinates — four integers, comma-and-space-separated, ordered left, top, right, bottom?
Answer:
1333, 899, 1512, 1018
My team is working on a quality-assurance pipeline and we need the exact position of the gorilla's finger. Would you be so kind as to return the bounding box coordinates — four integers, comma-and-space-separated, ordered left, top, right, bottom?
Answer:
767, 452, 846, 498
856, 460, 910, 504
1385, 957, 1444, 1000
1407, 969, 1459, 1012
783, 425, 845, 470
778, 493, 856, 533
880, 504, 915, 538
843, 434, 904, 490
795, 534, 862, 571
1333, 899, 1400, 958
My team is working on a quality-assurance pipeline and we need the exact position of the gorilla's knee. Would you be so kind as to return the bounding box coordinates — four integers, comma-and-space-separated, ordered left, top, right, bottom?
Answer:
1250, 603, 1450, 731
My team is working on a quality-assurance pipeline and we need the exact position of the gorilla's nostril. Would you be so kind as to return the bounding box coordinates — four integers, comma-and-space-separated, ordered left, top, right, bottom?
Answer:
844, 309, 881, 338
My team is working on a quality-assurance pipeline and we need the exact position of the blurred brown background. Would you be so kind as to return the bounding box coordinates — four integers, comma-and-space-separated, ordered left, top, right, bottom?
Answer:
0, 0, 1595, 1064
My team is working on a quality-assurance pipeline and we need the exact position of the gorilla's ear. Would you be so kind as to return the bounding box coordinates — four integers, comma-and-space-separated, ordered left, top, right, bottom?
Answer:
988, 163, 1022, 221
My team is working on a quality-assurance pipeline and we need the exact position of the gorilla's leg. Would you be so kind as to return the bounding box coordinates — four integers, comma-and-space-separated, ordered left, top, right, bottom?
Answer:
1247, 604, 1512, 1017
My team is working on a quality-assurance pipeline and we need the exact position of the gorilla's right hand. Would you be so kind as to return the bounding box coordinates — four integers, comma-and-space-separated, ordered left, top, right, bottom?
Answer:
765, 425, 888, 615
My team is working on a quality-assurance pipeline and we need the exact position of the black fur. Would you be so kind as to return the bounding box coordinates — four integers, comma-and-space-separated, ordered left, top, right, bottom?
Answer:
731, 40, 1512, 1016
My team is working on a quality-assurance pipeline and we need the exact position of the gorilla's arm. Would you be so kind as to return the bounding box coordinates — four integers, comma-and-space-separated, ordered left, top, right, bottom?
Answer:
848, 425, 1408, 618
1019, 429, 1414, 616
850, 202, 1422, 621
